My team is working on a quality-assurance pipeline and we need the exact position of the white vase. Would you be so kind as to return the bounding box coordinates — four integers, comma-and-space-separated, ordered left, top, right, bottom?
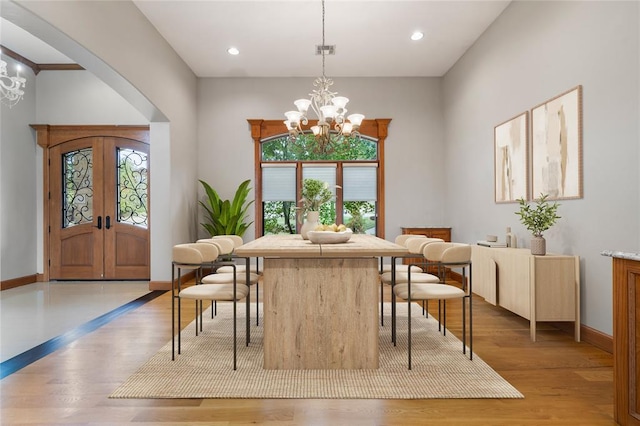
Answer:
530, 236, 546, 256
300, 211, 320, 240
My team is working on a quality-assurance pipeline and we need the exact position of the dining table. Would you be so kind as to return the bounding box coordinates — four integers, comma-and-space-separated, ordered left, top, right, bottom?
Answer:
234, 233, 407, 370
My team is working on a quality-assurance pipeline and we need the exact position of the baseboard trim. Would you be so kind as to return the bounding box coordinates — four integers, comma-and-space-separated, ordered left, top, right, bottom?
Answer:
449, 271, 613, 354
552, 321, 613, 354
149, 270, 196, 291
1, 274, 38, 291
149, 281, 171, 291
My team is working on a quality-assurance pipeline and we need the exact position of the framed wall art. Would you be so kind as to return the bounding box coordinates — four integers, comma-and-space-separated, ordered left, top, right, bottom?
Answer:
494, 111, 528, 203
531, 85, 583, 200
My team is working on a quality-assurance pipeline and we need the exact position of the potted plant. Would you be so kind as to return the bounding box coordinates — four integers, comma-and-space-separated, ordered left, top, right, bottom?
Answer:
297, 178, 334, 239
199, 179, 254, 237
515, 193, 561, 255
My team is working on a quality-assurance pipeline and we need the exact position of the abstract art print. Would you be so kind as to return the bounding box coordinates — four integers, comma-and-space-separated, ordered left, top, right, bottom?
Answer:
494, 111, 528, 203
531, 86, 583, 200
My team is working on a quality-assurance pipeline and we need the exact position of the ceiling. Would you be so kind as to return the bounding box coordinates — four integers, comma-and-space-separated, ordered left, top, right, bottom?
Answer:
2, 1, 511, 78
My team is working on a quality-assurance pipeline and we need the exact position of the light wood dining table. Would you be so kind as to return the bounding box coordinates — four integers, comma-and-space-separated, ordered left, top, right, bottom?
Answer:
234, 234, 407, 370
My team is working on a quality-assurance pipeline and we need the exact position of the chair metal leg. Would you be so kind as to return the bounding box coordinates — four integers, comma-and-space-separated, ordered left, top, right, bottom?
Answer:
171, 264, 176, 360
233, 270, 237, 371
408, 280, 412, 370
443, 301, 447, 336
246, 280, 250, 347
462, 296, 466, 355
469, 294, 473, 360
256, 282, 259, 326
381, 277, 384, 327
442, 300, 447, 336
177, 268, 182, 355
391, 258, 397, 345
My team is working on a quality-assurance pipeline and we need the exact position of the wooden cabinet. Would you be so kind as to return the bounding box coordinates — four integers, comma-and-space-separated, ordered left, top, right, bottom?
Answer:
472, 246, 580, 342
610, 256, 640, 425
400, 227, 451, 273
401, 226, 451, 241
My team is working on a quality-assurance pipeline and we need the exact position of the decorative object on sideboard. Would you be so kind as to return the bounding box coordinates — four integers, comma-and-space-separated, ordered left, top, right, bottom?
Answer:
199, 179, 254, 237
505, 227, 513, 247
515, 194, 561, 255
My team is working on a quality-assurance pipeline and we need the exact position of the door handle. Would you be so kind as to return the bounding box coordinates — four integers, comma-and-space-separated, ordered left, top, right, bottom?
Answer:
105, 216, 111, 229
96, 216, 102, 230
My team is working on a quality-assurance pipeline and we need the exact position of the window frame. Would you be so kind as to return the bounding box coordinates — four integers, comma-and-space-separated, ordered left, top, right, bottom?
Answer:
248, 118, 391, 238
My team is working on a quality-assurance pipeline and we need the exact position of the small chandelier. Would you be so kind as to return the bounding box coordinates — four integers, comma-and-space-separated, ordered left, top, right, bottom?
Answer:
0, 58, 26, 108
283, 0, 364, 153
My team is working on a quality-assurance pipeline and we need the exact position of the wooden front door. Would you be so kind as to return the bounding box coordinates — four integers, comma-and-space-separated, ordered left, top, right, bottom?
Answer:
46, 127, 150, 280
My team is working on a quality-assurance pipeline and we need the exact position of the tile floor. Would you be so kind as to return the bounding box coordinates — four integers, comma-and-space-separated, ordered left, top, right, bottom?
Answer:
0, 281, 151, 362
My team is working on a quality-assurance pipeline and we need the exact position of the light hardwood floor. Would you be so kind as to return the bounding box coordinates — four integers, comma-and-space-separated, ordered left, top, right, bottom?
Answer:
0, 281, 614, 425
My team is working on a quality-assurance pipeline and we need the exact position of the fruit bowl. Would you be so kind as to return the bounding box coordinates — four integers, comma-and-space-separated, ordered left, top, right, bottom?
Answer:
307, 229, 353, 244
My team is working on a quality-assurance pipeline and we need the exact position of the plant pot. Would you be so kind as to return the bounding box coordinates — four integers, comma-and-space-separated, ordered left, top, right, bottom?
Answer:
530, 236, 546, 256
300, 211, 320, 240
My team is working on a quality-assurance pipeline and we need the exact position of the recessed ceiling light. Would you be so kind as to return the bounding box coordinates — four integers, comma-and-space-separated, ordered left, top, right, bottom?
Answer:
227, 47, 240, 55
411, 31, 424, 41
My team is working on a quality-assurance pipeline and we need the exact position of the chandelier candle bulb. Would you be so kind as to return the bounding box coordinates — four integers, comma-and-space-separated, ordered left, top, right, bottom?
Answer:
294, 99, 311, 113
347, 113, 364, 127
331, 96, 349, 109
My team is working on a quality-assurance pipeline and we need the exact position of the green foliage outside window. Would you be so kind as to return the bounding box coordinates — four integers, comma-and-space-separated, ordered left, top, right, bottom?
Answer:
262, 133, 376, 161
261, 132, 377, 235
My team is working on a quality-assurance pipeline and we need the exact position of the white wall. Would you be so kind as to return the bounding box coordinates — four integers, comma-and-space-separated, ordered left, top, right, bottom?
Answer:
0, 54, 37, 281
197, 77, 445, 241
442, 1, 639, 334
36, 71, 147, 124
9, 0, 199, 282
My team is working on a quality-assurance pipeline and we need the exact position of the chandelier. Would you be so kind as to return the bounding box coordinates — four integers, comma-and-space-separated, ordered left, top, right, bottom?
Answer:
0, 58, 26, 108
283, 0, 364, 153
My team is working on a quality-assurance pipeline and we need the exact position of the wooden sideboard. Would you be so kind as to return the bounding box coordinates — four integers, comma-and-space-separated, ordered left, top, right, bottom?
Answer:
471, 246, 580, 342
608, 254, 640, 425
401, 227, 451, 273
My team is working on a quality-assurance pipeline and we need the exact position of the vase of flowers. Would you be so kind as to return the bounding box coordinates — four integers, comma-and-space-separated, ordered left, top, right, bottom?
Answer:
515, 194, 561, 256
298, 178, 333, 239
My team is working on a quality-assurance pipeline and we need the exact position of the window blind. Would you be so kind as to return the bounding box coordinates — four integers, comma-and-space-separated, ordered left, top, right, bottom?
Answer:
262, 164, 296, 201
302, 164, 337, 195
343, 164, 377, 201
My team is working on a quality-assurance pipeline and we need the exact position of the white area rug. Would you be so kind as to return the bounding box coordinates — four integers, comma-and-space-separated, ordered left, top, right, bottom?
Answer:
111, 303, 523, 399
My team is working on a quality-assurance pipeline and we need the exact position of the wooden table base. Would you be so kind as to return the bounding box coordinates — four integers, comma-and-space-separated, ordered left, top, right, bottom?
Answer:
263, 257, 379, 369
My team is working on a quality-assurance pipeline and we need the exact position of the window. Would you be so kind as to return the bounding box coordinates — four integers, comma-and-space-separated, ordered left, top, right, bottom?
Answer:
248, 119, 391, 238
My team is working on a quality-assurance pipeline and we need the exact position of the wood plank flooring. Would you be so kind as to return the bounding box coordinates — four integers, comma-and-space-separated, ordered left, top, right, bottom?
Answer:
0, 281, 615, 425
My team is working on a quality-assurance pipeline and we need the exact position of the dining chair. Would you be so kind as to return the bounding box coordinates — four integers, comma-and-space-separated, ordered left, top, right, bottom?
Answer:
171, 242, 249, 370
393, 242, 473, 369
198, 236, 261, 326
378, 235, 430, 326
381, 237, 444, 335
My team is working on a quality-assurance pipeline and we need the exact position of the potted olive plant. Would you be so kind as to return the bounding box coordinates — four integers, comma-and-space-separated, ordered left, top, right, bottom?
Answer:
515, 193, 561, 255
297, 178, 333, 239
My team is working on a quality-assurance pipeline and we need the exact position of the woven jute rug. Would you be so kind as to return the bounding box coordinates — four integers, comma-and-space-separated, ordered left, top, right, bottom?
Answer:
110, 303, 523, 399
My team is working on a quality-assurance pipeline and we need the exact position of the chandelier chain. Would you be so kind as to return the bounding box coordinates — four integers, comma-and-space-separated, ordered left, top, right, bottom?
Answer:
321, 0, 326, 79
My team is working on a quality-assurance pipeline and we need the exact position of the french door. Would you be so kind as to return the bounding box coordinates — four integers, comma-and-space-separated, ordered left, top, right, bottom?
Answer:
48, 133, 150, 280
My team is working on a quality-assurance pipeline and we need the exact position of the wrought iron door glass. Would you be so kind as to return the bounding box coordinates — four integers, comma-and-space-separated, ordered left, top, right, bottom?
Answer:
63, 148, 93, 228
117, 147, 148, 228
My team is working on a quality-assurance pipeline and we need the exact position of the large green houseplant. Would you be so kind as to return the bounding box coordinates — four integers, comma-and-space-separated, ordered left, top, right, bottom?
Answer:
199, 179, 254, 237
515, 193, 561, 255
